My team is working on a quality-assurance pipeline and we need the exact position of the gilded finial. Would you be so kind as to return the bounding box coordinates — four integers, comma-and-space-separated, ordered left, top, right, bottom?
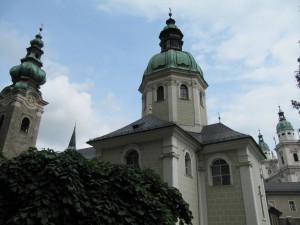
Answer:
218, 112, 221, 123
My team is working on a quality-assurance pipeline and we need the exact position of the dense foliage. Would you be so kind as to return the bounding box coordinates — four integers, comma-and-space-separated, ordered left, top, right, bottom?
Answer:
291, 44, 300, 113
0, 148, 192, 225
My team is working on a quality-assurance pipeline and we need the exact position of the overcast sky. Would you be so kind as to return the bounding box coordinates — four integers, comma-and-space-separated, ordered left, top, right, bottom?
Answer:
1, 0, 299, 152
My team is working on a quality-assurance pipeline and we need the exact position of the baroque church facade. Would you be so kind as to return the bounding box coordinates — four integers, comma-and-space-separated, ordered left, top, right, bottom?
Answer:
86, 14, 270, 225
0, 15, 276, 225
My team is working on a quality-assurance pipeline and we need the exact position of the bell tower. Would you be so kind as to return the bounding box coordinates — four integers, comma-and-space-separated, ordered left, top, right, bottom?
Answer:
274, 107, 300, 181
0, 28, 48, 158
139, 12, 208, 133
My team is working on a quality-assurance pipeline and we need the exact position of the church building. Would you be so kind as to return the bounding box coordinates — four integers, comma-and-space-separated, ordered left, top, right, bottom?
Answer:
87, 13, 270, 225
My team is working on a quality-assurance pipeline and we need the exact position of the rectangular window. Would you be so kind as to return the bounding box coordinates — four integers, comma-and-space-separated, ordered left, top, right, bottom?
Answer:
289, 201, 296, 212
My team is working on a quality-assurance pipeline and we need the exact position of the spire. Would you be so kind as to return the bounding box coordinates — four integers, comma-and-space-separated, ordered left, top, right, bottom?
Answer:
9, 27, 46, 92
159, 10, 184, 52
258, 130, 270, 152
67, 124, 76, 150
278, 105, 285, 121
276, 106, 294, 132
258, 129, 263, 142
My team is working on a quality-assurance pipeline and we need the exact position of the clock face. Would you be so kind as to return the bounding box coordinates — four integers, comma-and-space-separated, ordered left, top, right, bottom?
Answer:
28, 95, 35, 104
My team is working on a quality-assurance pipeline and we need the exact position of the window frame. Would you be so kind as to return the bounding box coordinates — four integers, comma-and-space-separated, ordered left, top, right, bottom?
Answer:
288, 200, 297, 212
156, 86, 164, 101
20, 117, 30, 133
293, 153, 299, 162
280, 152, 285, 164
184, 151, 192, 177
0, 114, 4, 129
199, 91, 204, 107
211, 159, 231, 186
122, 144, 141, 168
126, 150, 140, 168
207, 153, 233, 186
180, 84, 189, 100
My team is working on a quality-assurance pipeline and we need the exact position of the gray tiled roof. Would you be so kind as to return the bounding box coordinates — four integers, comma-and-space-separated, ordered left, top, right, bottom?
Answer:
88, 114, 175, 143
264, 182, 300, 193
77, 147, 96, 159
188, 123, 250, 145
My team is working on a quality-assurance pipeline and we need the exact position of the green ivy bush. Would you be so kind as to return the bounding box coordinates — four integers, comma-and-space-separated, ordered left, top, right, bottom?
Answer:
0, 148, 192, 225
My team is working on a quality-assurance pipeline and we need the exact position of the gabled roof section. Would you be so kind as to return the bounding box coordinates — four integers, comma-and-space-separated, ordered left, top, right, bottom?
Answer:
264, 182, 300, 193
77, 147, 95, 159
188, 123, 250, 145
88, 114, 175, 143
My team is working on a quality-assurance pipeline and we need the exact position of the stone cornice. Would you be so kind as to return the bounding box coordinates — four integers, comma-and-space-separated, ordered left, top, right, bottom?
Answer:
160, 152, 179, 159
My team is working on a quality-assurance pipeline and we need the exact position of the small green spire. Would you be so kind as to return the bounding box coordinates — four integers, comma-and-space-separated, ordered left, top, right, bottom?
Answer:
258, 130, 270, 151
67, 124, 76, 150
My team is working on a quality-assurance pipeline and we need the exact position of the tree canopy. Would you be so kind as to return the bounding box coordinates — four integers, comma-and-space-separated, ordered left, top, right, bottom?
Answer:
291, 43, 300, 113
0, 148, 193, 225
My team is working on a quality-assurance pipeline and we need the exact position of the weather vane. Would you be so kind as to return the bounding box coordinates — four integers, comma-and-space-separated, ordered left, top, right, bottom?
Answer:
218, 112, 221, 123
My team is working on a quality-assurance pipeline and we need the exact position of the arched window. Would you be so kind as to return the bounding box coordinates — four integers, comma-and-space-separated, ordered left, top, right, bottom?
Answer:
185, 152, 192, 176
142, 94, 146, 110
20, 117, 30, 133
157, 86, 164, 101
126, 150, 139, 167
293, 153, 299, 162
200, 92, 204, 106
180, 84, 188, 99
280, 152, 284, 164
0, 115, 4, 129
211, 159, 230, 186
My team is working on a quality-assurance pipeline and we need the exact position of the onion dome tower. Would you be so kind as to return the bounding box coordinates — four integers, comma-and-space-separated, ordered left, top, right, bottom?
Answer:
139, 12, 208, 132
276, 106, 295, 142
10, 28, 46, 92
273, 106, 300, 182
258, 130, 271, 159
0, 28, 48, 158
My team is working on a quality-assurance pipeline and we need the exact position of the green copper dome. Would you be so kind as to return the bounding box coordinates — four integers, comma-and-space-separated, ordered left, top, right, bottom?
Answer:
276, 107, 294, 132
143, 12, 203, 78
258, 131, 270, 151
143, 49, 204, 77
9, 28, 46, 91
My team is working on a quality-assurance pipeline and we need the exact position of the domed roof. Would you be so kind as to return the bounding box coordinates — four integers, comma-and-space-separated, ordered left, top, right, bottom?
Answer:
143, 49, 204, 77
276, 107, 294, 132
277, 120, 294, 132
9, 27, 46, 91
143, 12, 204, 78
258, 131, 270, 151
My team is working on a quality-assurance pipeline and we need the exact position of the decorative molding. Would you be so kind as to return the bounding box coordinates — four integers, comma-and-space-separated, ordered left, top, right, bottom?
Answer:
290, 149, 299, 153
160, 152, 179, 159
237, 161, 253, 167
